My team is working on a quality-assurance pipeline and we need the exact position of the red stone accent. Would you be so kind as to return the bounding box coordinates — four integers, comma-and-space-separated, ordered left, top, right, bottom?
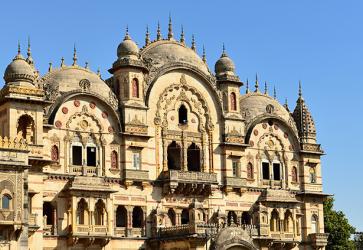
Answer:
55, 121, 62, 128
102, 111, 108, 118
61, 107, 68, 114
284, 132, 289, 138
74, 100, 80, 107
250, 140, 254, 147
89, 102, 96, 109
253, 129, 258, 136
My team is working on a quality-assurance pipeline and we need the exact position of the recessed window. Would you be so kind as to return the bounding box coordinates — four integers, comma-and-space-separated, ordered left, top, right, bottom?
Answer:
1, 195, 11, 209
132, 78, 139, 98
232, 161, 239, 177
247, 162, 254, 179
133, 152, 141, 170
230, 92, 237, 111
72, 145, 82, 166
311, 215, 318, 233
262, 162, 270, 180
310, 167, 316, 183
178, 105, 188, 124
87, 146, 96, 166
273, 163, 281, 180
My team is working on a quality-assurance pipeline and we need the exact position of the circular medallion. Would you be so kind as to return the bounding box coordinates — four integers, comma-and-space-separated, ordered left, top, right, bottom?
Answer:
108, 126, 114, 133
89, 102, 96, 109
170, 116, 175, 121
55, 120, 62, 128
74, 100, 80, 107
262, 123, 267, 129
250, 140, 254, 147
191, 118, 196, 123
102, 111, 108, 118
80, 120, 88, 129
253, 129, 258, 136
62, 107, 68, 114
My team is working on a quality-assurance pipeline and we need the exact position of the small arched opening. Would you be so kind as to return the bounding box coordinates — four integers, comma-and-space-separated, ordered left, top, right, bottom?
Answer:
241, 211, 251, 225
132, 206, 143, 228
94, 199, 106, 225
167, 141, 181, 170
132, 78, 139, 98
187, 143, 201, 172
17, 114, 35, 144
167, 208, 176, 226
178, 104, 188, 124
227, 211, 238, 226
111, 150, 118, 169
270, 210, 279, 232
76, 198, 88, 225
230, 92, 237, 111
116, 205, 127, 228
181, 208, 189, 224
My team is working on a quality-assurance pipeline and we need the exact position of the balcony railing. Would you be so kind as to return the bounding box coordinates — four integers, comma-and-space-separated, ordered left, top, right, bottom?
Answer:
225, 176, 246, 187
270, 232, 295, 239
114, 227, 127, 237
69, 165, 98, 176
0, 210, 15, 223
123, 169, 149, 182
28, 213, 38, 226
72, 224, 108, 235
309, 233, 329, 248
167, 170, 218, 184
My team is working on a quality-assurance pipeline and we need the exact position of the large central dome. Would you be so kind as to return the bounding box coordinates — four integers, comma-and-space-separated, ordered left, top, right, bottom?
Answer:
140, 40, 210, 75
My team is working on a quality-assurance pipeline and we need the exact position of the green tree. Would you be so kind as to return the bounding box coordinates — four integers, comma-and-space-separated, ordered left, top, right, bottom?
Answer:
324, 197, 356, 250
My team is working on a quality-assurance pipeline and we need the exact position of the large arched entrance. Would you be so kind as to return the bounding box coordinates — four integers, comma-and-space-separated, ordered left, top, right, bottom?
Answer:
227, 246, 250, 250
213, 227, 258, 250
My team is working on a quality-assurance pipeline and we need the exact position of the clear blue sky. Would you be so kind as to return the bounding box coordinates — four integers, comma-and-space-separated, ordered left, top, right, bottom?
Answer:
1, 1, 362, 230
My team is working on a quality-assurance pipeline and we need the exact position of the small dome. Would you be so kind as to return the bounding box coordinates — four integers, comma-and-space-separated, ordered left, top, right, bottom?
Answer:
117, 33, 139, 58
4, 54, 35, 84
215, 52, 235, 76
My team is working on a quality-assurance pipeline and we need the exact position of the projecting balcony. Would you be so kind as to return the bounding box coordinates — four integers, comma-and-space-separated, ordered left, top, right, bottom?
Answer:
72, 224, 108, 236
161, 170, 218, 195
0, 210, 16, 225
309, 233, 329, 248
122, 169, 149, 188
224, 176, 247, 194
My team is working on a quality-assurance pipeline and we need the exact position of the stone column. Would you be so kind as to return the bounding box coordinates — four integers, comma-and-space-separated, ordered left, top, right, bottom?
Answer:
126, 206, 133, 236
143, 207, 147, 236
162, 139, 168, 172
52, 206, 57, 235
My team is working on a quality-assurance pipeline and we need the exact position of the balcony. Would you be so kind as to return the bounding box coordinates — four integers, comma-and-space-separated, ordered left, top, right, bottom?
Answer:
72, 224, 108, 236
0, 210, 16, 225
114, 227, 127, 237
270, 232, 295, 239
69, 165, 98, 176
122, 169, 149, 188
161, 170, 218, 195
309, 233, 329, 248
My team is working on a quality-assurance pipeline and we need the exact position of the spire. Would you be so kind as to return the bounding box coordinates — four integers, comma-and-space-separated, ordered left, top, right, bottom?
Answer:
168, 14, 173, 40
273, 86, 277, 99
97, 67, 101, 77
254, 74, 259, 92
284, 97, 289, 111
85, 61, 89, 69
48, 62, 52, 72
145, 25, 150, 46
157, 21, 162, 41
60, 57, 65, 67
191, 34, 196, 51
264, 81, 268, 95
298, 80, 303, 99
246, 79, 250, 94
180, 25, 185, 44
124, 25, 130, 40
26, 36, 34, 65
202, 45, 206, 63
14, 40, 23, 60
72, 44, 77, 66
221, 43, 227, 57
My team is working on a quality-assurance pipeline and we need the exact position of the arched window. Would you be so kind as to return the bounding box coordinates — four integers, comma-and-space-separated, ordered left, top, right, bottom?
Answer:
167, 208, 176, 226
273, 162, 281, 180
247, 162, 254, 179
311, 214, 318, 233
132, 78, 139, 98
116, 206, 127, 227
181, 209, 189, 225
284, 210, 293, 233
187, 143, 201, 172
86, 144, 97, 167
51, 145, 59, 162
227, 211, 237, 226
310, 167, 316, 183
71, 138, 83, 166
77, 199, 88, 225
178, 105, 188, 124
167, 141, 181, 170
111, 150, 118, 169
292, 166, 298, 183
270, 210, 280, 232
43, 202, 53, 225
262, 161, 270, 180
2, 194, 11, 210
17, 115, 35, 144
132, 206, 143, 228
230, 92, 237, 111
95, 199, 106, 225
241, 211, 251, 225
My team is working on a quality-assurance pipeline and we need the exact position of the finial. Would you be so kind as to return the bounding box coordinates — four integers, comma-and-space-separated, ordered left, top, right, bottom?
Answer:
284, 97, 289, 110
254, 74, 259, 92
124, 25, 131, 40
97, 67, 101, 77
273, 86, 277, 99
180, 25, 185, 44
264, 81, 268, 95
157, 21, 162, 40
85, 62, 89, 69
246, 79, 250, 94
222, 43, 227, 57
168, 13, 173, 40
191, 34, 196, 51
202, 45, 206, 63
48, 62, 52, 72
17, 40, 21, 55
145, 25, 150, 46
60, 57, 65, 67
72, 44, 77, 66
298, 80, 302, 98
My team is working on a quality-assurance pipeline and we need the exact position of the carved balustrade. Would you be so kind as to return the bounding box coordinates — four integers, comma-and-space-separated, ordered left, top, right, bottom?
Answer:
309, 233, 329, 248
72, 224, 108, 236
114, 227, 127, 237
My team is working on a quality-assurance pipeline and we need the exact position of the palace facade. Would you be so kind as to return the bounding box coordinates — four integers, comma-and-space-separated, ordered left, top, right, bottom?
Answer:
0, 20, 329, 250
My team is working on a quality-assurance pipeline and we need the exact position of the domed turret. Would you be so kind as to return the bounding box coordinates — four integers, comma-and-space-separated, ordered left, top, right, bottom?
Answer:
215, 46, 235, 77
117, 28, 139, 59
4, 45, 35, 84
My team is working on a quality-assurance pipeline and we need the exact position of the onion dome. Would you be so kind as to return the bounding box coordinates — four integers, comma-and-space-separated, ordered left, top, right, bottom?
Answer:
117, 27, 139, 59
215, 46, 236, 77
4, 45, 35, 84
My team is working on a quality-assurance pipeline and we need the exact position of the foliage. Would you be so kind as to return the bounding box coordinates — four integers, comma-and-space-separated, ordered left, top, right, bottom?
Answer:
324, 197, 356, 250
